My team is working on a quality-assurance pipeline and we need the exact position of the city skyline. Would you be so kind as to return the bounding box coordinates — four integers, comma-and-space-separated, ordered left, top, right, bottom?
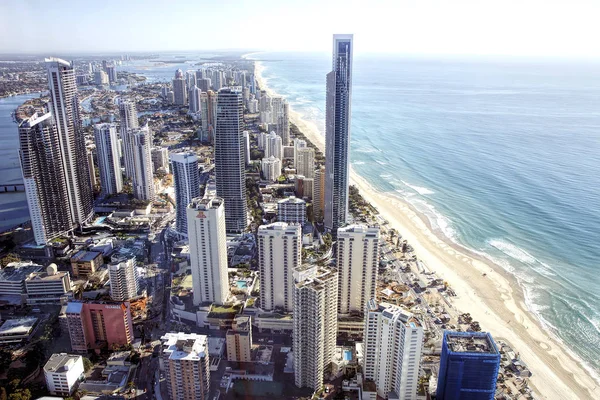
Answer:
1, 1, 600, 58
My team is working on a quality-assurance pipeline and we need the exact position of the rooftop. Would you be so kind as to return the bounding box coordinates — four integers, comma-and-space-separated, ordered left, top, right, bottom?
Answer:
445, 331, 498, 354
0, 317, 38, 335
161, 332, 207, 361
44, 353, 82, 373
71, 250, 102, 263
0, 262, 43, 282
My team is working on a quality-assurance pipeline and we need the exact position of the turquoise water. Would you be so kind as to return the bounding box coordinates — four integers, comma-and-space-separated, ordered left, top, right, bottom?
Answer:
252, 52, 600, 379
236, 280, 248, 289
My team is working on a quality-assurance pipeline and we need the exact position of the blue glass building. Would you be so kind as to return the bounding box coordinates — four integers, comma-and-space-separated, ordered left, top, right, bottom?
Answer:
437, 331, 500, 400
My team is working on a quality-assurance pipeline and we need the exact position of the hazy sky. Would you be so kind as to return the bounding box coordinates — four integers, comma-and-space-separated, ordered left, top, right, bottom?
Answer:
1, 0, 599, 57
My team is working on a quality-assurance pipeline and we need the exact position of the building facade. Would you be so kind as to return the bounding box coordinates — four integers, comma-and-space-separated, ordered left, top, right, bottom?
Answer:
437, 331, 501, 400
187, 197, 230, 305
257, 222, 301, 313
65, 301, 134, 352
226, 316, 253, 362
363, 300, 424, 399
44, 353, 84, 396
278, 196, 306, 224
161, 332, 210, 400
214, 88, 247, 232
261, 156, 281, 182
118, 98, 139, 179
171, 152, 201, 235
293, 266, 338, 390
70, 250, 103, 278
324, 35, 353, 234
24, 264, 72, 305
337, 225, 380, 315
173, 69, 188, 106
313, 165, 326, 222
296, 147, 315, 179
94, 123, 123, 195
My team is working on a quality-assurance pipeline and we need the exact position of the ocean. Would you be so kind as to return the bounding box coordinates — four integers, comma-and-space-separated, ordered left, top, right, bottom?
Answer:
251, 52, 600, 379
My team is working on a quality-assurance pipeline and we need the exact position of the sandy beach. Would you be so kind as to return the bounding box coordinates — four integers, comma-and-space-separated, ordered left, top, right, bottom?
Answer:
254, 61, 599, 399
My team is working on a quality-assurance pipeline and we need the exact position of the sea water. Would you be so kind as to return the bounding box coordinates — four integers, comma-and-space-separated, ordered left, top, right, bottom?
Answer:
252, 52, 600, 379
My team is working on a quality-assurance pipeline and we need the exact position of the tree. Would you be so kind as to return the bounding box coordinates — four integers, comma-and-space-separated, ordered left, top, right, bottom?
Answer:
0, 253, 20, 267
82, 357, 93, 372
0, 387, 7, 400
8, 389, 31, 400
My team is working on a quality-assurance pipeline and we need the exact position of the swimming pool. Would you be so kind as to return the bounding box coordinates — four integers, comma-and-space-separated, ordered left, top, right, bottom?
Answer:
236, 280, 248, 289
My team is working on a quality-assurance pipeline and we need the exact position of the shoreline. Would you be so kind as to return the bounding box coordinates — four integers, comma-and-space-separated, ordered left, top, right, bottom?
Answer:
254, 60, 599, 399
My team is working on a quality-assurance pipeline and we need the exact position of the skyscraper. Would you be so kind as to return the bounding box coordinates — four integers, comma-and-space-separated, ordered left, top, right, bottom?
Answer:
295, 147, 315, 178
118, 98, 139, 179
257, 222, 301, 312
313, 165, 325, 222
214, 88, 247, 233
130, 126, 155, 201
46, 57, 94, 226
171, 152, 201, 235
93, 123, 122, 195
337, 225, 380, 315
363, 300, 424, 399
172, 69, 187, 106
264, 131, 283, 160
19, 112, 72, 245
187, 196, 230, 305
108, 258, 139, 301
324, 35, 353, 234
161, 332, 210, 400
189, 85, 202, 114
437, 331, 501, 400
293, 265, 338, 390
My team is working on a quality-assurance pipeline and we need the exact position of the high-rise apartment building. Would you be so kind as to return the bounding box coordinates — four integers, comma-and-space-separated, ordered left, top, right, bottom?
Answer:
265, 131, 283, 160
189, 85, 202, 114
437, 331, 500, 400
65, 301, 134, 352
261, 156, 281, 182
296, 147, 315, 178
313, 165, 326, 222
108, 258, 139, 301
199, 78, 211, 92
293, 139, 307, 169
19, 112, 72, 245
94, 123, 122, 195
173, 69, 188, 105
151, 147, 170, 173
214, 88, 247, 233
278, 196, 306, 224
363, 300, 424, 399
337, 225, 380, 315
242, 130, 250, 165
226, 316, 253, 362
278, 101, 290, 145
324, 35, 353, 234
293, 265, 338, 390
130, 126, 155, 201
257, 222, 301, 312
118, 98, 139, 178
187, 197, 230, 305
171, 152, 200, 235
161, 332, 210, 400
46, 57, 94, 227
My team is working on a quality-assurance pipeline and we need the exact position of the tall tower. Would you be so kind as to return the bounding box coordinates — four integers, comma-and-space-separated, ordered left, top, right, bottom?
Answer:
363, 300, 424, 399
214, 88, 247, 233
296, 147, 315, 178
46, 57, 94, 226
108, 257, 139, 301
437, 331, 501, 400
161, 332, 210, 400
189, 85, 202, 114
94, 123, 122, 195
118, 98, 139, 178
171, 152, 200, 235
130, 126, 155, 201
172, 69, 187, 106
187, 196, 230, 305
337, 225, 380, 315
19, 112, 73, 245
293, 265, 338, 390
313, 165, 325, 222
324, 35, 353, 234
257, 222, 301, 312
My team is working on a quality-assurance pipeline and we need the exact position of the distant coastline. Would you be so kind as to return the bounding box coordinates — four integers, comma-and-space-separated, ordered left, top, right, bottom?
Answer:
251, 58, 600, 398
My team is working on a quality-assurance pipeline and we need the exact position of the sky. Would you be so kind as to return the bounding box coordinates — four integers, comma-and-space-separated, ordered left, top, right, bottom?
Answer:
1, 0, 599, 58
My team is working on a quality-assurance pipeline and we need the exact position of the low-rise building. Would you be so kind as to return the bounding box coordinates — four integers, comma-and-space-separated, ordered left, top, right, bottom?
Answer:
0, 317, 39, 343
25, 264, 72, 305
70, 251, 104, 278
44, 353, 85, 396
278, 196, 306, 224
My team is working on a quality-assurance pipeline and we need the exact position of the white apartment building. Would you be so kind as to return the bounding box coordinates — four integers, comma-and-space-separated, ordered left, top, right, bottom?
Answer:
337, 225, 380, 315
363, 300, 424, 399
161, 332, 210, 400
265, 132, 283, 160
293, 139, 307, 169
130, 126, 155, 201
295, 147, 315, 178
187, 196, 230, 305
108, 258, 139, 301
257, 222, 301, 312
261, 156, 281, 182
293, 265, 338, 390
171, 152, 201, 235
278, 196, 306, 224
44, 353, 84, 396
94, 123, 123, 195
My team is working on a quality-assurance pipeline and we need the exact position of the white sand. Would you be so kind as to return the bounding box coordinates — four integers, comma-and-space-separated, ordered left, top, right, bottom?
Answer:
254, 61, 599, 399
